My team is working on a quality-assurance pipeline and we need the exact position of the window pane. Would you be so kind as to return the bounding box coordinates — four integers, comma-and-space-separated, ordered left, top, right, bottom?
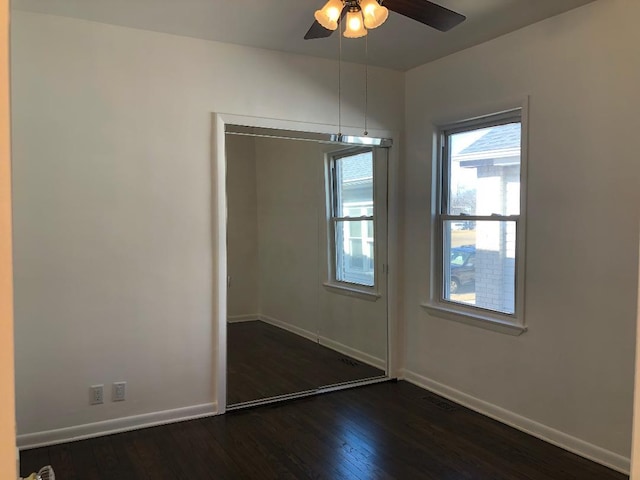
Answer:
350, 220, 362, 238
336, 152, 373, 217
448, 122, 521, 216
336, 220, 374, 287
347, 207, 363, 217
443, 220, 516, 314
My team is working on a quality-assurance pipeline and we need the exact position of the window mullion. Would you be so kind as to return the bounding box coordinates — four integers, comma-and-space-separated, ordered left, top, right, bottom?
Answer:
333, 216, 374, 222
331, 163, 338, 216
441, 214, 519, 222
441, 134, 449, 215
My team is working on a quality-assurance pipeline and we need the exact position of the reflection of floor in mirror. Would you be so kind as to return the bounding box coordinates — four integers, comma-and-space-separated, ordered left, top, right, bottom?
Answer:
227, 320, 385, 405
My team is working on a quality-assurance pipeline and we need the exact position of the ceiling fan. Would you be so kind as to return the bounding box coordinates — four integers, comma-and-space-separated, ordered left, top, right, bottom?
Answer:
305, 0, 466, 39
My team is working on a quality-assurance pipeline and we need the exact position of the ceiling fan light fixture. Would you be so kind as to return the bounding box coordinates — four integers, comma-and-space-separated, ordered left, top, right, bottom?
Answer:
314, 0, 344, 31
359, 0, 388, 29
305, 0, 466, 40
343, 8, 367, 38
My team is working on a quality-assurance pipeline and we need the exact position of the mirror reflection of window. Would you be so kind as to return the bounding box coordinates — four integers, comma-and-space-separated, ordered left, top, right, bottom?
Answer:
331, 151, 375, 287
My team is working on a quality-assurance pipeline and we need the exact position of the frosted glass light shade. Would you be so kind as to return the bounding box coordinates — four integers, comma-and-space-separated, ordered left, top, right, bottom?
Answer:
360, 0, 388, 29
314, 0, 343, 30
343, 9, 367, 38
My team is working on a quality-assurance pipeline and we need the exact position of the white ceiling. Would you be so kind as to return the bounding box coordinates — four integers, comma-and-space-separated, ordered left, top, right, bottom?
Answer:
12, 0, 596, 71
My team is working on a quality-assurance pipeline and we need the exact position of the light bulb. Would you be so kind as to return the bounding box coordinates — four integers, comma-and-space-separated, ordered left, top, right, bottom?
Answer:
349, 15, 362, 30
314, 0, 344, 30
359, 0, 388, 29
326, 6, 341, 21
343, 9, 367, 38
361, 0, 377, 16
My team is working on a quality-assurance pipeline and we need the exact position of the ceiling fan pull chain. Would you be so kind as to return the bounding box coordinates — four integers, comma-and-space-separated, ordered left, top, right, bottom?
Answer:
338, 14, 343, 138
364, 33, 369, 136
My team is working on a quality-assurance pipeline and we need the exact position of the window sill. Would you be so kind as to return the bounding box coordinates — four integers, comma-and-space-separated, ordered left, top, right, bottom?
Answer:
323, 282, 381, 302
420, 303, 527, 336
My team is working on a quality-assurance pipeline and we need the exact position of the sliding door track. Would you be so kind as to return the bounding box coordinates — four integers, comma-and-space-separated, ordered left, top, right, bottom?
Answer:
226, 375, 393, 412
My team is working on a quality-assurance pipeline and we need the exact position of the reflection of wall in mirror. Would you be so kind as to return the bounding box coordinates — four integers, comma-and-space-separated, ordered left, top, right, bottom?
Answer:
226, 135, 259, 318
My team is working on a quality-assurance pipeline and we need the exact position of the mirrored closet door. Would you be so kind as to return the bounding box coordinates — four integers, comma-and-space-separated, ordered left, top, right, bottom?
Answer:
225, 126, 389, 407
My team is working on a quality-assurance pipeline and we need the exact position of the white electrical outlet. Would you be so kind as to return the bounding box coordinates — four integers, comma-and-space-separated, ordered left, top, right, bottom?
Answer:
113, 381, 126, 402
90, 385, 104, 405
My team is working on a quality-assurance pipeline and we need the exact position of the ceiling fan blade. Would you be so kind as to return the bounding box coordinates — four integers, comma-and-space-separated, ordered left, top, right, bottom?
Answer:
304, 20, 334, 40
304, 6, 348, 40
384, 0, 466, 32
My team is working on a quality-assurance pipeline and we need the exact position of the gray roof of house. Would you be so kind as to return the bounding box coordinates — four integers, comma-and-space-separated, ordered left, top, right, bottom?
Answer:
460, 123, 521, 155
342, 152, 372, 182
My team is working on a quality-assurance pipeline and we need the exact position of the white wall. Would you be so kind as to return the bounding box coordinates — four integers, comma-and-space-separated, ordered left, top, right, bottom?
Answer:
226, 134, 258, 318
255, 136, 324, 336
10, 11, 404, 440
403, 0, 639, 468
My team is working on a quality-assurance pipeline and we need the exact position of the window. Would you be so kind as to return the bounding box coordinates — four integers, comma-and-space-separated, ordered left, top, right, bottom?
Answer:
328, 149, 375, 289
431, 108, 526, 331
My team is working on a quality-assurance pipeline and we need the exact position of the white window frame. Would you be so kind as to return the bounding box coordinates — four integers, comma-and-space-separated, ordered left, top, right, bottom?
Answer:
423, 105, 528, 336
325, 147, 380, 299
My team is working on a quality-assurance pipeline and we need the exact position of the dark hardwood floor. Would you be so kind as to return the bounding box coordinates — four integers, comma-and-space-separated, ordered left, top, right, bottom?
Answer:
21, 381, 628, 480
227, 320, 385, 405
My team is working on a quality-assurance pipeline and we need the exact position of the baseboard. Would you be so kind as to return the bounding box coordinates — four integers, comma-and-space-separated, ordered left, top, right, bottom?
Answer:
318, 336, 386, 371
401, 370, 630, 475
17, 402, 218, 450
258, 314, 318, 342
258, 315, 385, 370
227, 314, 260, 323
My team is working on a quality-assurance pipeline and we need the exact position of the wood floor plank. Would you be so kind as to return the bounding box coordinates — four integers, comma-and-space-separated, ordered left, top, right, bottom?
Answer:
66, 439, 102, 480
18, 446, 50, 479
206, 412, 300, 479
19, 381, 629, 480
47, 443, 79, 479
125, 429, 175, 480
149, 424, 196, 480
91, 435, 138, 480
252, 405, 368, 480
